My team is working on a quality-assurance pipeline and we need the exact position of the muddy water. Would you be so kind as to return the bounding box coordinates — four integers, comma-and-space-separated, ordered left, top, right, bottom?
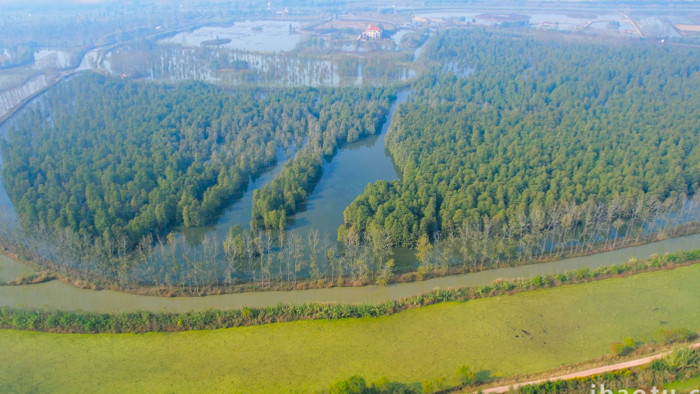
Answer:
0, 255, 35, 283
1, 233, 698, 313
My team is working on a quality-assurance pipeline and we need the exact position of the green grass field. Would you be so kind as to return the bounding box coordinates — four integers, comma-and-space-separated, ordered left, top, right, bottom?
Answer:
665, 374, 700, 392
1, 265, 699, 393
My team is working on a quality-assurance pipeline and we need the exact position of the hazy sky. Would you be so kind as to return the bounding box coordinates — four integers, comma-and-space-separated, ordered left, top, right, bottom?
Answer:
0, 0, 114, 5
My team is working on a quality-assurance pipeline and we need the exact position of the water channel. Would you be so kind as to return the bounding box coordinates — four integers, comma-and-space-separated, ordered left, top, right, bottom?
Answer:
1, 232, 698, 312
287, 89, 408, 236
167, 89, 408, 258
0, 255, 34, 283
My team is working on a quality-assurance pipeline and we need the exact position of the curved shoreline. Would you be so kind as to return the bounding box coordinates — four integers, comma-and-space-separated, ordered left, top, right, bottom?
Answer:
1, 232, 699, 313
2, 256, 697, 334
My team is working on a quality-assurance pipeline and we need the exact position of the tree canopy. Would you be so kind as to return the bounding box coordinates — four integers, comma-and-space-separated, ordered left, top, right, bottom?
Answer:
1, 73, 391, 253
343, 29, 700, 248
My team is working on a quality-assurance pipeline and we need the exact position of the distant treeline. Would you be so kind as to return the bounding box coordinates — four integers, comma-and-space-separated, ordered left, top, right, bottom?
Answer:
108, 43, 415, 88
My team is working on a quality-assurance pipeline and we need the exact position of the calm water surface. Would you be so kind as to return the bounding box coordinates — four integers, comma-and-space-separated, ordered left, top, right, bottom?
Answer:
160, 21, 301, 52
288, 89, 409, 236
0, 255, 34, 283
172, 89, 408, 252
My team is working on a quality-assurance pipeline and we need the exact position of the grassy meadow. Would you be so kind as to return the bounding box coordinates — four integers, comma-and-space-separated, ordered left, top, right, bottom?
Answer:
1, 264, 699, 393
665, 374, 700, 392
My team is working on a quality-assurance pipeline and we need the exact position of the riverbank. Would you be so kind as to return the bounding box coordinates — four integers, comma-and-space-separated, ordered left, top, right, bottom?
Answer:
1, 249, 698, 332
2, 232, 700, 315
2, 262, 698, 392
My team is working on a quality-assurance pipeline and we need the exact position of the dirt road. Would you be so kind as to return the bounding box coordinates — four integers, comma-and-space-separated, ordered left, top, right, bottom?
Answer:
482, 342, 700, 393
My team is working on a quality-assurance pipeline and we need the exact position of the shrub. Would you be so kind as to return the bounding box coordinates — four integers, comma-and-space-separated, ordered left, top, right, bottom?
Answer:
329, 376, 421, 394
574, 268, 592, 280
329, 375, 369, 394
457, 365, 476, 385
661, 348, 700, 373
649, 358, 668, 372
555, 273, 570, 283
610, 337, 636, 356
654, 327, 698, 345
371, 377, 421, 394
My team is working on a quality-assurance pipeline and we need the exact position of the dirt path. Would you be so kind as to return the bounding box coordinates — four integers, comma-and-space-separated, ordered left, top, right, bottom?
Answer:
482, 342, 700, 393
623, 13, 645, 38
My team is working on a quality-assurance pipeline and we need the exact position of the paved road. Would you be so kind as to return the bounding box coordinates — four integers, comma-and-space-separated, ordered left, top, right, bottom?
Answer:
482, 342, 700, 393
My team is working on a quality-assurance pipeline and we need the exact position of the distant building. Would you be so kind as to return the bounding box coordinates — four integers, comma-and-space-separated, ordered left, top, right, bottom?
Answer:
359, 24, 383, 40
365, 24, 382, 39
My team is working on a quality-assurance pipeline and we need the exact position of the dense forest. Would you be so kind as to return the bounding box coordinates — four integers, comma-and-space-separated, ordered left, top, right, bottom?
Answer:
2, 29, 700, 290
1, 73, 391, 260
343, 29, 700, 266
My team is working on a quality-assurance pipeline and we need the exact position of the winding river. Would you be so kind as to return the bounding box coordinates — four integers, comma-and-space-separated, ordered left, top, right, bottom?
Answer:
1, 232, 699, 312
